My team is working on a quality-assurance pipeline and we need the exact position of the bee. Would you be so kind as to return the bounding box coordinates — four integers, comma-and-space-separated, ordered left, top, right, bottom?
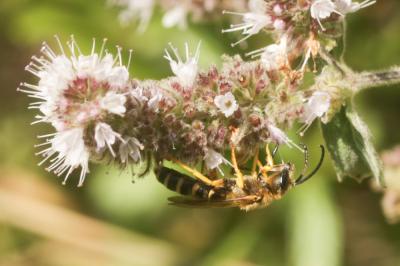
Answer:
156, 144, 325, 211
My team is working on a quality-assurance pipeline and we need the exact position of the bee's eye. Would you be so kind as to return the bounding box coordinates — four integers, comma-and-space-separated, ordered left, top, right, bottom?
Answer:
271, 169, 291, 193
280, 169, 291, 192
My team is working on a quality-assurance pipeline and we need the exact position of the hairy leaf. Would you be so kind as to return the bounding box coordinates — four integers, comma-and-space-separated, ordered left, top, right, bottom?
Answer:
321, 106, 384, 186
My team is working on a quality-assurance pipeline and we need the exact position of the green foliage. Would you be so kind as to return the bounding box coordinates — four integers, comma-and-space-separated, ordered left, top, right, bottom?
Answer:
322, 105, 384, 185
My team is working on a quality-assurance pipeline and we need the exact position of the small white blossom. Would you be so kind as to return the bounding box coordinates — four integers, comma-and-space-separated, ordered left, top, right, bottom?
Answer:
73, 54, 99, 78
100, 91, 127, 115
311, 0, 342, 30
148, 89, 163, 112
131, 86, 148, 102
119, 137, 144, 163
107, 66, 130, 88
110, 0, 155, 32
300, 91, 331, 135
273, 4, 283, 16
260, 37, 288, 71
164, 42, 201, 88
246, 35, 288, 70
162, 4, 188, 29
334, 0, 376, 14
204, 148, 232, 175
37, 127, 90, 187
214, 92, 239, 118
94, 122, 124, 157
222, 0, 272, 46
273, 19, 286, 31
267, 124, 303, 151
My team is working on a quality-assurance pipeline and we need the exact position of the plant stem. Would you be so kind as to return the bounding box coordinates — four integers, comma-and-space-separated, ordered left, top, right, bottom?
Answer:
353, 66, 400, 93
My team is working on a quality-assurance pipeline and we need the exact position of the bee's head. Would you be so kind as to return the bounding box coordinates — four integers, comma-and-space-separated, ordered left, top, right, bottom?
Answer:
270, 163, 294, 195
257, 145, 325, 196
257, 163, 294, 196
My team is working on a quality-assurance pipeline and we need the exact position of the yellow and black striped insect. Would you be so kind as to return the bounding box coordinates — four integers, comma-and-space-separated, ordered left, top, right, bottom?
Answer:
156, 144, 325, 211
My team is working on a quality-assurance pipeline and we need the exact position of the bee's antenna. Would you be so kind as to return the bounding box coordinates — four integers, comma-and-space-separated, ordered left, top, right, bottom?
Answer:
295, 143, 309, 179
295, 145, 325, 186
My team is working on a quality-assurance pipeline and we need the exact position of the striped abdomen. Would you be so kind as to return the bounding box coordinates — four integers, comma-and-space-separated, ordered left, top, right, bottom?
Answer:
157, 167, 226, 200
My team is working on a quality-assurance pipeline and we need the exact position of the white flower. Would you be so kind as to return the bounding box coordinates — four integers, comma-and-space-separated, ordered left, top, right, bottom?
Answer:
37, 55, 74, 98
94, 122, 124, 157
222, 0, 272, 46
119, 137, 144, 163
311, 0, 342, 30
204, 149, 232, 174
92, 54, 114, 80
37, 127, 90, 187
110, 0, 155, 32
20, 36, 131, 128
148, 89, 163, 112
162, 4, 188, 29
131, 86, 148, 102
73, 54, 99, 78
273, 19, 286, 31
164, 42, 201, 88
273, 4, 283, 16
214, 92, 239, 118
334, 0, 376, 14
259, 37, 288, 71
107, 66, 130, 88
267, 124, 303, 151
300, 91, 331, 135
20, 36, 134, 185
100, 91, 127, 115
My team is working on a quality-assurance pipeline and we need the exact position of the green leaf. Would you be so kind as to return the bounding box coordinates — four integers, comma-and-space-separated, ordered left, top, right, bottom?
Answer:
321, 105, 384, 186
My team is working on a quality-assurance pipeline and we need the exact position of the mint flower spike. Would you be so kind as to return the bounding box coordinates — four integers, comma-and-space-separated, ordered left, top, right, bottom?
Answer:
18, 36, 132, 186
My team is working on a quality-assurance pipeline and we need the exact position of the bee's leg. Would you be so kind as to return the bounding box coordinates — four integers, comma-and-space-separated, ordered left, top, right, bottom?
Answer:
257, 144, 275, 177
173, 160, 224, 187
230, 144, 245, 189
251, 147, 259, 178
257, 160, 269, 179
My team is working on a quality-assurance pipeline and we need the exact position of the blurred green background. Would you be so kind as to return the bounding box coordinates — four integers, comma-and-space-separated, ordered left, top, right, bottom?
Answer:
0, 1, 400, 265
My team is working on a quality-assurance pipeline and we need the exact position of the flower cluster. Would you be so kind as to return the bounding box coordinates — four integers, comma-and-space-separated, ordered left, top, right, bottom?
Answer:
21, 0, 396, 194
21, 36, 324, 186
223, 0, 375, 71
20, 37, 131, 186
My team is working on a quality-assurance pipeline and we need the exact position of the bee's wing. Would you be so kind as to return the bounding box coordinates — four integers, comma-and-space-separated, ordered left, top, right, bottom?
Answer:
167, 196, 238, 208
167, 195, 256, 209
